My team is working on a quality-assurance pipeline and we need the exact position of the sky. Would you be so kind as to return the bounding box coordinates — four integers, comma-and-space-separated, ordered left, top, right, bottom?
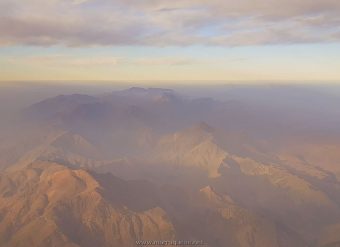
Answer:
1, 0, 340, 83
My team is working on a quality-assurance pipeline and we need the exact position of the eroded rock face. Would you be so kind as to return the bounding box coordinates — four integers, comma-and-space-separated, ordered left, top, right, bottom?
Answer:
154, 123, 227, 178
0, 160, 308, 247
0, 161, 175, 247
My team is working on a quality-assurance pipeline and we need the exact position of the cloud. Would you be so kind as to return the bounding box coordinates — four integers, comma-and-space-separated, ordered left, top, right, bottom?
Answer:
8, 54, 121, 67
0, 0, 340, 47
134, 57, 197, 66
7, 54, 197, 67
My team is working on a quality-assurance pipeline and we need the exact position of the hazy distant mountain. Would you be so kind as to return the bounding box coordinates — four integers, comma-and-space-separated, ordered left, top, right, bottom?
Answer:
1, 86, 340, 246
24, 94, 98, 122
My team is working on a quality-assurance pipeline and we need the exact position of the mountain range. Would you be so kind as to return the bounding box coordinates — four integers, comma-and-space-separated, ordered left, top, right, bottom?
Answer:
1, 87, 340, 246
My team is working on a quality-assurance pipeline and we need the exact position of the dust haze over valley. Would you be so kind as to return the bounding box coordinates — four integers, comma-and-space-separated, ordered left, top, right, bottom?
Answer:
0, 83, 340, 247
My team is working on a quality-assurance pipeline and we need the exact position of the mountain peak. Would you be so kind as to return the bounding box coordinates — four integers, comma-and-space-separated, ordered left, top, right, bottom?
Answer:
192, 122, 215, 133
200, 186, 234, 205
126, 87, 148, 93
200, 185, 218, 196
